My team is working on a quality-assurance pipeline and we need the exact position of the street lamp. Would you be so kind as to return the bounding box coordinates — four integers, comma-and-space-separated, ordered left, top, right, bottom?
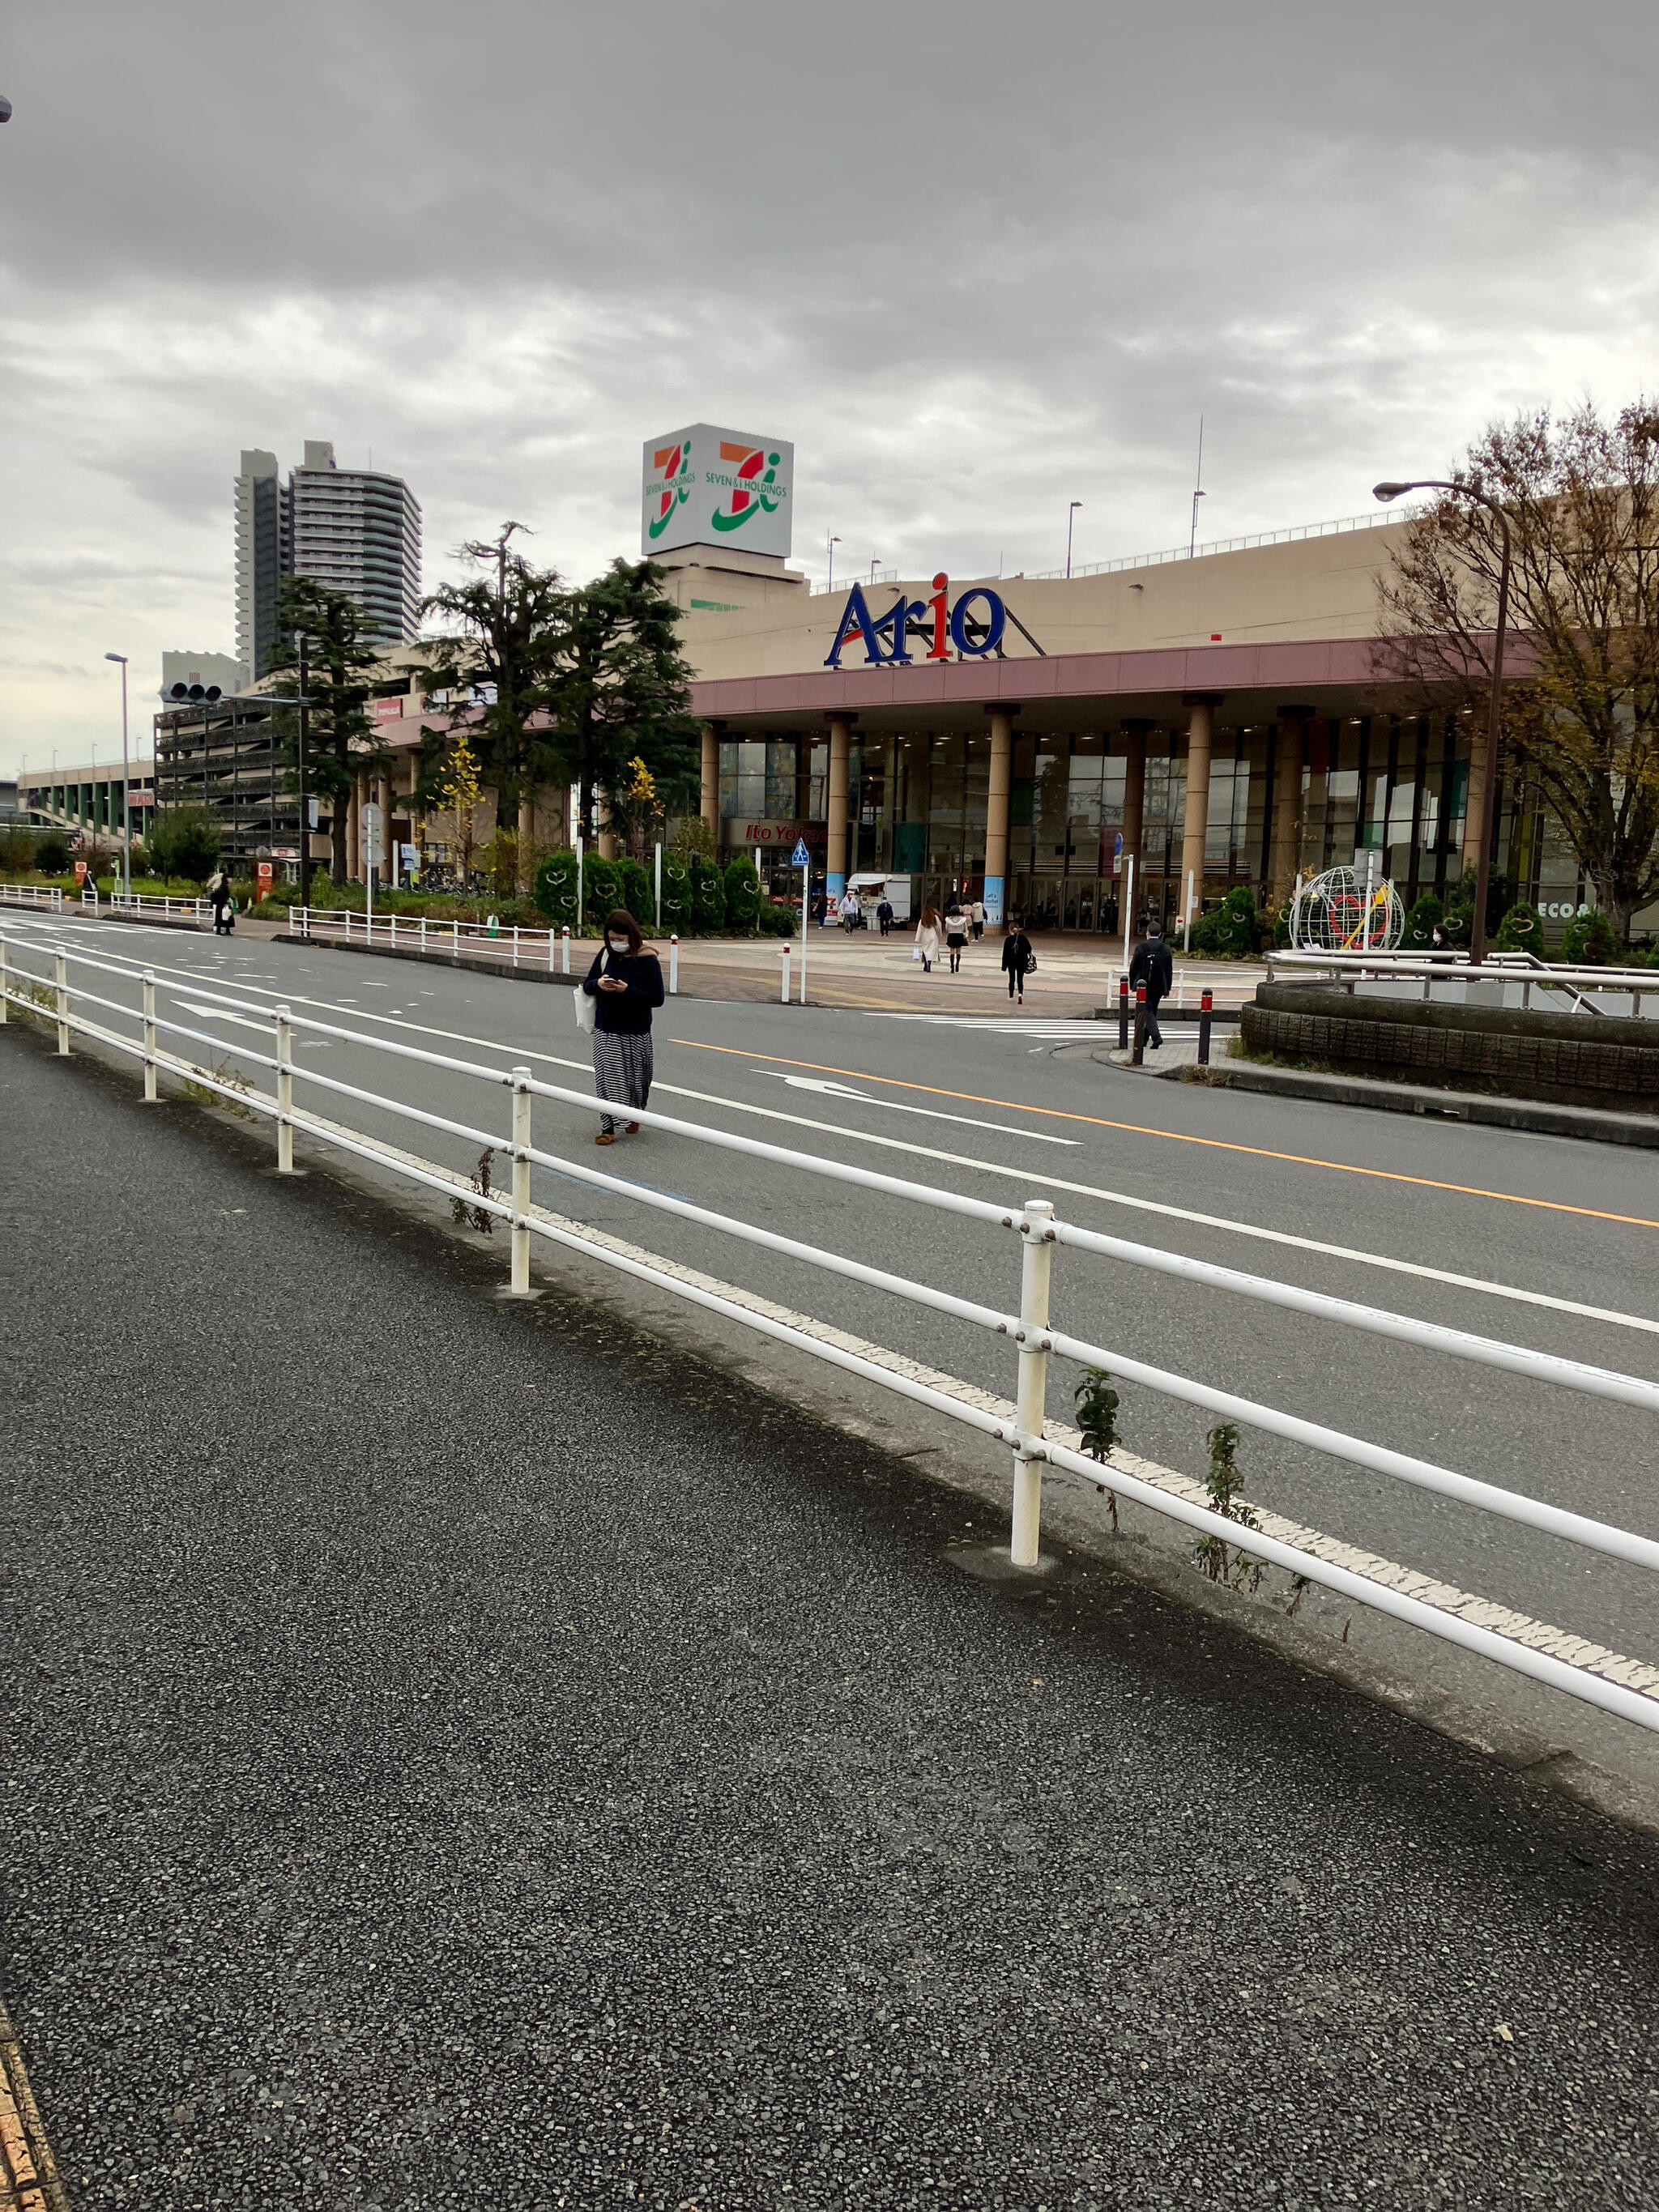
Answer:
103, 653, 131, 900
827, 533, 841, 595
1066, 501, 1082, 580
1374, 478, 1513, 966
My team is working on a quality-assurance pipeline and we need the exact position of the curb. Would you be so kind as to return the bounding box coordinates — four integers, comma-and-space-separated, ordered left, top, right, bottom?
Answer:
1102, 1049, 1659, 1149
0, 2000, 67, 2211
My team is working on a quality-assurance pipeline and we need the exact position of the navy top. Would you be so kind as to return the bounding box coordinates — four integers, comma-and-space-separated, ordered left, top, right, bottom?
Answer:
582, 947, 665, 1034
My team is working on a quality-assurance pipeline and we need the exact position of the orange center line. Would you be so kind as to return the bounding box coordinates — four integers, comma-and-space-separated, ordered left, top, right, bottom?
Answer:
668, 1038, 1659, 1230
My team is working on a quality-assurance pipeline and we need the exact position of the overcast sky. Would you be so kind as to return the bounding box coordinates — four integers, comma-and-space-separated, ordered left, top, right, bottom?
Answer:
4, 0, 1659, 774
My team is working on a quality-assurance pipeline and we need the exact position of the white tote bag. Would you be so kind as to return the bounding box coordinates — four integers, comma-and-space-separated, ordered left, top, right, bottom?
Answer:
574, 951, 601, 1033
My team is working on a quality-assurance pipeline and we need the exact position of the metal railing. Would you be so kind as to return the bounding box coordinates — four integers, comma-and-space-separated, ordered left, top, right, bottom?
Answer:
1269, 947, 1656, 1017
5, 927, 1658, 1737
0, 883, 66, 911
107, 892, 213, 923
286, 906, 683, 992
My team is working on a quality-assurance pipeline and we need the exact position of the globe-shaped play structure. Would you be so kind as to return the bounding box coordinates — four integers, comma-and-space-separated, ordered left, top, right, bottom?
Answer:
1290, 866, 1405, 953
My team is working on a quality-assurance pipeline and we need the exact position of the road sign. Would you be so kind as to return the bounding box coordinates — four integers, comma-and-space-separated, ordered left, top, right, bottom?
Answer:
791, 837, 810, 867
256, 860, 274, 899
74, 859, 87, 884
360, 803, 386, 868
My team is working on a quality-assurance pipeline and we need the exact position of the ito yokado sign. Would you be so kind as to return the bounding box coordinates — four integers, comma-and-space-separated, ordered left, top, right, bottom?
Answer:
642, 424, 795, 559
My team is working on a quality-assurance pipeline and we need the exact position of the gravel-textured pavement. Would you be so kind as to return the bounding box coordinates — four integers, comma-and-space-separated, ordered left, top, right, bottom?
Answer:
4, 1030, 1659, 2211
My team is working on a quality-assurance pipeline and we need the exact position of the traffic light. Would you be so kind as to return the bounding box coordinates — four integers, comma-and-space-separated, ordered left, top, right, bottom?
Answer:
168, 682, 224, 702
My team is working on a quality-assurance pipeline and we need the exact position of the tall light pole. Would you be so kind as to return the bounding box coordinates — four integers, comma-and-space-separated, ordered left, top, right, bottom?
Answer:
103, 653, 131, 898
1066, 501, 1082, 580
827, 532, 841, 595
1374, 479, 1512, 966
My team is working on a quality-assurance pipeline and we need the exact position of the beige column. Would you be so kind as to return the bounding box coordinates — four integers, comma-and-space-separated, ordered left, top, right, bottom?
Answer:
1270, 707, 1311, 903
346, 777, 362, 880
1178, 695, 1221, 936
596, 791, 618, 863
700, 725, 719, 845
1461, 718, 1487, 875
983, 705, 1017, 923
825, 712, 855, 889
518, 789, 537, 889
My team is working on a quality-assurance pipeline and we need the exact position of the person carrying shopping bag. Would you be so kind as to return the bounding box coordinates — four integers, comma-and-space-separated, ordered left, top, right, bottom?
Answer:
580, 908, 665, 1144
1000, 918, 1034, 1004
914, 905, 943, 974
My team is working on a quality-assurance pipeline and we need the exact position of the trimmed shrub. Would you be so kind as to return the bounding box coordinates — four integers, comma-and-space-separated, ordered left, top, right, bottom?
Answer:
535, 850, 579, 926
1559, 907, 1618, 965
723, 858, 764, 932
1495, 901, 1545, 953
1402, 892, 1444, 948
32, 831, 71, 876
582, 855, 622, 927
659, 850, 690, 932
616, 856, 655, 931
688, 851, 726, 931
759, 899, 798, 937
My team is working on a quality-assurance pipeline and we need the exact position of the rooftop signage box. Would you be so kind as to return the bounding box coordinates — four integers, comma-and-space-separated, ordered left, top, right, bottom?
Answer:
642, 424, 794, 560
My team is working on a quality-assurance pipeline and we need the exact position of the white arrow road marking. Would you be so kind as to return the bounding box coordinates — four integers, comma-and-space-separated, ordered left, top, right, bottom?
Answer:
761, 1070, 1078, 1146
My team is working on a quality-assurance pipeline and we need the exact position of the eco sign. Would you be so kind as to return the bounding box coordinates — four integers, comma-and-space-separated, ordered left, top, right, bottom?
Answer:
823, 574, 1007, 668
641, 424, 795, 560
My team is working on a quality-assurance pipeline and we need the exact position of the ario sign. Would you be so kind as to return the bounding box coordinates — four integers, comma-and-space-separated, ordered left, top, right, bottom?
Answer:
642, 424, 795, 560
824, 574, 1007, 668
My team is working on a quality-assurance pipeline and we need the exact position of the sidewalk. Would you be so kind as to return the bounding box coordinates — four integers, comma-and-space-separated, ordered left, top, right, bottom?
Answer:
5, 1033, 1659, 2208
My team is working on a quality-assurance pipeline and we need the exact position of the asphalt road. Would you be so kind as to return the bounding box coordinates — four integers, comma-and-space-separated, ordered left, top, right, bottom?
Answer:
5, 1035, 1659, 2210
4, 908, 1658, 1785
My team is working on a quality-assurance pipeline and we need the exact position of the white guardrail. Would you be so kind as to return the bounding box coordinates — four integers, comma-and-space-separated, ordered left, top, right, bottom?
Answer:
288, 906, 681, 991
1269, 947, 1657, 1016
5, 927, 1659, 1737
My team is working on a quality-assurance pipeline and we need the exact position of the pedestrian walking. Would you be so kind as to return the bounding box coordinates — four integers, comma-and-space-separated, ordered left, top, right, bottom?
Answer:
945, 899, 969, 974
1128, 918, 1174, 1049
839, 888, 860, 931
914, 905, 943, 974
206, 866, 233, 936
876, 895, 894, 937
970, 897, 986, 941
581, 908, 665, 1145
1000, 917, 1034, 1004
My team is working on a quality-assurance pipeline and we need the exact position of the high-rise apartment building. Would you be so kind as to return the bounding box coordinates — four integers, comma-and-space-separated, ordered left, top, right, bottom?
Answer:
233, 439, 422, 685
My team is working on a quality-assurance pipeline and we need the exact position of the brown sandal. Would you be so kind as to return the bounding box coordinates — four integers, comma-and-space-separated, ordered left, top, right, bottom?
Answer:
595, 1132, 616, 1146
624, 1121, 641, 1135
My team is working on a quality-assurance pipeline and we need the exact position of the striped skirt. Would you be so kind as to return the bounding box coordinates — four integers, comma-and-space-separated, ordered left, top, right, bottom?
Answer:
592, 1028, 655, 1133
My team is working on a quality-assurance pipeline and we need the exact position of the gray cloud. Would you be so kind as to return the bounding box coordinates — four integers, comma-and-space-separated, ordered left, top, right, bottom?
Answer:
5, 0, 1659, 769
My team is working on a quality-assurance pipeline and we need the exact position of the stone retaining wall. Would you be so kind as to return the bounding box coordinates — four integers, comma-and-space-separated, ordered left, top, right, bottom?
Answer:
1242, 982, 1659, 1111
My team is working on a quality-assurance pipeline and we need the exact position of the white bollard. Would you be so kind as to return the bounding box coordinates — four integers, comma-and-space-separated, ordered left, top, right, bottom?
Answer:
780, 944, 790, 1003
510, 1066, 532, 1294
142, 972, 159, 1101
275, 1003, 296, 1173
561, 925, 570, 975
54, 949, 70, 1055
669, 935, 679, 995
1010, 1197, 1056, 1567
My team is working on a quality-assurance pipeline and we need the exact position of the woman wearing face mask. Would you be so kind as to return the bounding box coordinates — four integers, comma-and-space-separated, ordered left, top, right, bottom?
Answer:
582, 908, 665, 1145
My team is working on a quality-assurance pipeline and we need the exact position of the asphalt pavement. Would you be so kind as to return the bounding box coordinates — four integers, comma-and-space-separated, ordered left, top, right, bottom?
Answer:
4, 908, 1658, 1794
6, 1031, 1659, 2210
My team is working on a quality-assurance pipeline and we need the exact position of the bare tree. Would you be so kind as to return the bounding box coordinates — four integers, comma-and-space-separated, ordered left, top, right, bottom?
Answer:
1375, 400, 1659, 943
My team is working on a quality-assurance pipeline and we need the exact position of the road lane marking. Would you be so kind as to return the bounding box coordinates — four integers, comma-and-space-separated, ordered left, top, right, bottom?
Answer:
760, 1070, 1077, 1145
672, 1040, 1659, 1234
48, 943, 1659, 1336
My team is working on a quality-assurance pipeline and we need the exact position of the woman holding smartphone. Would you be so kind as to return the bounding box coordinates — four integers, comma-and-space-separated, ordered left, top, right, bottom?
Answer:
581, 908, 665, 1145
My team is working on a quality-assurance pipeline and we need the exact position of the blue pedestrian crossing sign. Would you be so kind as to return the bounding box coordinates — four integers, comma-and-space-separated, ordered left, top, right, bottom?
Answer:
791, 838, 811, 868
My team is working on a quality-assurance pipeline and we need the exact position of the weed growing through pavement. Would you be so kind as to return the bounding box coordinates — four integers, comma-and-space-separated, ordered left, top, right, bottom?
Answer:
181, 1059, 257, 1121
1074, 1366, 1121, 1533
450, 1145, 497, 1235
1192, 1421, 1265, 1592
8, 981, 58, 1026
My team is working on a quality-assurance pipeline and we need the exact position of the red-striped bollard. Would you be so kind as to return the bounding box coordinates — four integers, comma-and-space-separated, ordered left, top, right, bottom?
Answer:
1117, 973, 1130, 1050
1131, 983, 1147, 1065
1197, 987, 1213, 1066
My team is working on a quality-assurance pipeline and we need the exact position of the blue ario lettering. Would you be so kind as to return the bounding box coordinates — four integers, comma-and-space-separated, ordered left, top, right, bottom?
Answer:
824, 573, 1007, 668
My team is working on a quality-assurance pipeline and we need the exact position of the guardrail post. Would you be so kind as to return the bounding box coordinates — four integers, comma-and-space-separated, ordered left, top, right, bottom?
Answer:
54, 950, 70, 1055
510, 1066, 532, 1294
142, 972, 159, 1101
275, 1003, 296, 1172
781, 944, 791, 1003
420, 917, 428, 955
669, 935, 679, 995
1198, 987, 1213, 1065
561, 925, 570, 975
390, 914, 398, 953
1011, 1197, 1055, 1567
512, 924, 520, 969
1131, 983, 1146, 1065
0, 933, 7, 1025
1117, 974, 1129, 1049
